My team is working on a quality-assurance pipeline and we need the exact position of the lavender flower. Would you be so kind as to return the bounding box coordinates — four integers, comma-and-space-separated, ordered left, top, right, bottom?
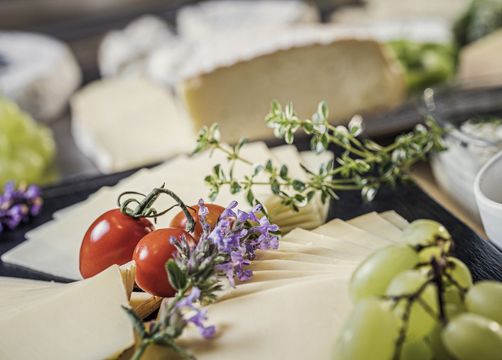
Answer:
176, 287, 216, 339
127, 198, 280, 360
0, 182, 43, 232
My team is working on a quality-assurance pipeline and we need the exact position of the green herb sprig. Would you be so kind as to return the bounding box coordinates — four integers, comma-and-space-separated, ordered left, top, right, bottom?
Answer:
194, 101, 446, 210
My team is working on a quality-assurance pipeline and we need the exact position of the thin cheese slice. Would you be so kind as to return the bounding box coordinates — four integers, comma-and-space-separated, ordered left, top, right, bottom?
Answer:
144, 276, 352, 359
130, 292, 162, 320
255, 249, 356, 265
217, 272, 350, 304
0, 266, 134, 360
249, 259, 354, 272
284, 228, 373, 257
381, 210, 409, 230
313, 217, 393, 250
347, 212, 402, 242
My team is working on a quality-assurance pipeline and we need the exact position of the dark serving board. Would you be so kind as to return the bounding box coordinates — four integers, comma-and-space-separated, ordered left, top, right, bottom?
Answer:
1, 166, 502, 283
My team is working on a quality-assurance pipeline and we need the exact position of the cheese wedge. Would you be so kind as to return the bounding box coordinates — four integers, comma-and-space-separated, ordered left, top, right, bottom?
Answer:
179, 26, 405, 143
0, 266, 134, 360
71, 77, 194, 173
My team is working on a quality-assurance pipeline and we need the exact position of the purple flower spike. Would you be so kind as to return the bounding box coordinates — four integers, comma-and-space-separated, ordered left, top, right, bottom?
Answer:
176, 287, 216, 339
0, 183, 43, 233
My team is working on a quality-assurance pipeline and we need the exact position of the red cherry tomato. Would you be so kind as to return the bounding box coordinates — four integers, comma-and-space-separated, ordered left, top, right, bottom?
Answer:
79, 209, 154, 279
169, 203, 225, 240
133, 228, 195, 297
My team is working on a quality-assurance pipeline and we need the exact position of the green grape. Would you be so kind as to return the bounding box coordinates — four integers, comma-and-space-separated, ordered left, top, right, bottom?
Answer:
401, 339, 432, 360
332, 298, 399, 360
465, 281, 502, 325
0, 97, 56, 186
442, 313, 502, 360
386, 270, 438, 341
443, 285, 462, 306
444, 302, 465, 320
418, 246, 443, 262
349, 245, 419, 302
403, 219, 451, 251
426, 324, 454, 360
445, 257, 473, 289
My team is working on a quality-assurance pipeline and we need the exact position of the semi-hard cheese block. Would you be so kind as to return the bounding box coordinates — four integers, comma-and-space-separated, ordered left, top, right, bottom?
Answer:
179, 26, 405, 142
0, 31, 81, 121
71, 77, 194, 172
0, 266, 134, 360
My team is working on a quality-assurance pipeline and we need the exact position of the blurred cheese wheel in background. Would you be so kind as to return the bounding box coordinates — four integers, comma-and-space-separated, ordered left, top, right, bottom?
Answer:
0, 32, 81, 122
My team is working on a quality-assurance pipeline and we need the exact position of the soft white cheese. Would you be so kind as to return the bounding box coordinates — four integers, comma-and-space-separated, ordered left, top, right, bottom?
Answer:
0, 31, 81, 121
177, 0, 318, 38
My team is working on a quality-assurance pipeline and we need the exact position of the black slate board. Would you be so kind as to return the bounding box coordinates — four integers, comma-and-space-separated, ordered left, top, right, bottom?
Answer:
1, 167, 502, 283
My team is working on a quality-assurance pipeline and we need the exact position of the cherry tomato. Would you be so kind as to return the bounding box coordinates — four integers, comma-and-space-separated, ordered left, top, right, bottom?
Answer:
169, 203, 225, 240
79, 209, 154, 279
133, 228, 195, 297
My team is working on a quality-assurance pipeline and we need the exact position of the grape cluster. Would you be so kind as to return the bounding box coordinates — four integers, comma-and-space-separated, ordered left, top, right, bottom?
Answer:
333, 220, 502, 360
0, 97, 56, 187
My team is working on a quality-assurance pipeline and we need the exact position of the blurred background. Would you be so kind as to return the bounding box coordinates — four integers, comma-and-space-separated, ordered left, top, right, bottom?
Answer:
1, 0, 502, 230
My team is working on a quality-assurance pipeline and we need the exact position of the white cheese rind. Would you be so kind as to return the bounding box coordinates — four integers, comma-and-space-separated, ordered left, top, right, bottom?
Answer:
177, 0, 318, 39
0, 31, 81, 121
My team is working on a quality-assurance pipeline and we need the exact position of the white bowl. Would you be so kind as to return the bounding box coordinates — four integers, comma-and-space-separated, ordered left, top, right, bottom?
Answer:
474, 150, 502, 247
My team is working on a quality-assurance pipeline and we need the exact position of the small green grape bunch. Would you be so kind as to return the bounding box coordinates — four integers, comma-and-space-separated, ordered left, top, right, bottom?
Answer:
333, 219, 502, 360
0, 97, 56, 187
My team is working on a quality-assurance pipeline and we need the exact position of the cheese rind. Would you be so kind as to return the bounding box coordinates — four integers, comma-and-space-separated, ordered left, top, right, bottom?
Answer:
0, 31, 81, 121
177, 0, 318, 38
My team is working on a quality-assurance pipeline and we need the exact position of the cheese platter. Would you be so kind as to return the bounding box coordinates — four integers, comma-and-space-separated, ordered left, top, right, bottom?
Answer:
2, 1, 502, 359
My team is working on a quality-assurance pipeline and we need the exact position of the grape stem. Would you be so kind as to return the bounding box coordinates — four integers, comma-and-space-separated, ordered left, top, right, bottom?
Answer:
117, 185, 196, 233
431, 257, 447, 324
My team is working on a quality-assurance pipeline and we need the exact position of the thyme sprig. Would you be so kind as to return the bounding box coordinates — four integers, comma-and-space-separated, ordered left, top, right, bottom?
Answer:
194, 101, 446, 210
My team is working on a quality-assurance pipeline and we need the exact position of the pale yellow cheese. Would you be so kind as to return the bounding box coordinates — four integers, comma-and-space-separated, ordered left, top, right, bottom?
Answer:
0, 266, 134, 360
458, 29, 502, 83
144, 276, 352, 360
179, 26, 405, 143
347, 212, 402, 242
380, 210, 409, 230
313, 217, 393, 250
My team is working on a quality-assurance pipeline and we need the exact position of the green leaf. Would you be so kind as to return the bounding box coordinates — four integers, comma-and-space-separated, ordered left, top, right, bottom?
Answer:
230, 181, 242, 194
285, 130, 294, 144
122, 306, 147, 340
292, 179, 305, 191
271, 180, 280, 195
246, 189, 255, 205
265, 159, 273, 172
318, 101, 328, 119
166, 259, 187, 291
279, 165, 288, 180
